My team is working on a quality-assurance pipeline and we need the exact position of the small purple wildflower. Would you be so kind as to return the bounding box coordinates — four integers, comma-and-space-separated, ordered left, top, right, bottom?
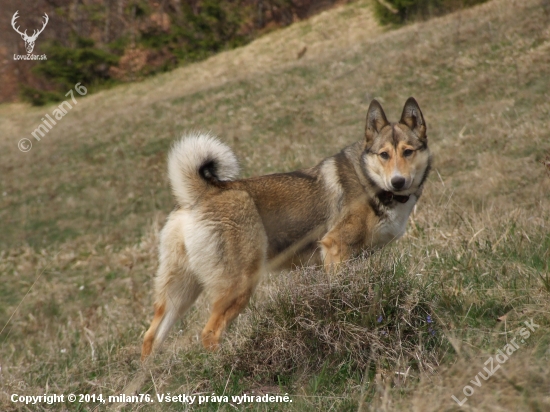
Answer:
429, 327, 436, 336
427, 315, 432, 324
377, 315, 383, 323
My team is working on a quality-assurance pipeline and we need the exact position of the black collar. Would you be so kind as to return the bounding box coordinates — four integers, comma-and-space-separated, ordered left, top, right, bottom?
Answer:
378, 191, 410, 205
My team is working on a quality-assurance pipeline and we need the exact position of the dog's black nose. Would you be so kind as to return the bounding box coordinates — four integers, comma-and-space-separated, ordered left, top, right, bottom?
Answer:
391, 176, 406, 190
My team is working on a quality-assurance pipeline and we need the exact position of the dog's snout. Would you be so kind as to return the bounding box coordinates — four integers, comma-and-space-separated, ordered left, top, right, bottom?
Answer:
391, 176, 406, 190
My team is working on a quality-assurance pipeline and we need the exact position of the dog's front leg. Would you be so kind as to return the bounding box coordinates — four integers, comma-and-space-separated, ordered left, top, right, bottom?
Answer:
320, 200, 380, 272
321, 212, 366, 271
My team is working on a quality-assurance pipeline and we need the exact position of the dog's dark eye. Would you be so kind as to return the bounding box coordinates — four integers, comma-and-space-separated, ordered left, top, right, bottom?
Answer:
380, 152, 390, 160
403, 149, 414, 157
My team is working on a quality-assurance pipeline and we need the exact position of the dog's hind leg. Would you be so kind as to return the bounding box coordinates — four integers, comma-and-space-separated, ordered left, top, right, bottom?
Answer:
141, 265, 202, 361
144, 278, 202, 359
141, 301, 165, 361
141, 268, 202, 361
141, 215, 202, 362
198, 193, 266, 350
201, 285, 256, 350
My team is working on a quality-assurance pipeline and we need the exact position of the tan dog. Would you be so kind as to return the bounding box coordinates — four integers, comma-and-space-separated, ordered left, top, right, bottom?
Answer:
141, 98, 431, 361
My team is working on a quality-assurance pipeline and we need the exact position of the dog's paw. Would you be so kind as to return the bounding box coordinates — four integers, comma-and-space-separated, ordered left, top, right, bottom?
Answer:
201, 330, 220, 351
320, 235, 344, 271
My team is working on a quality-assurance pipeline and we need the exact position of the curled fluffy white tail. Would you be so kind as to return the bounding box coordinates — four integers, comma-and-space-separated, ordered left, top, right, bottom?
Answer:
167, 132, 239, 207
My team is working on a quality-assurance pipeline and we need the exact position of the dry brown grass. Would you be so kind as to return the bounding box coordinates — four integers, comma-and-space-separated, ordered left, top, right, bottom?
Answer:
1, 0, 549, 410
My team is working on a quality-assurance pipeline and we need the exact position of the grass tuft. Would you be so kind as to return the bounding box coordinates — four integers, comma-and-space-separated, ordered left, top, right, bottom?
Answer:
230, 254, 441, 380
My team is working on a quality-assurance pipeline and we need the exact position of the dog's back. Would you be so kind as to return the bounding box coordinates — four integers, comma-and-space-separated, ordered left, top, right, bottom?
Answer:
224, 172, 330, 265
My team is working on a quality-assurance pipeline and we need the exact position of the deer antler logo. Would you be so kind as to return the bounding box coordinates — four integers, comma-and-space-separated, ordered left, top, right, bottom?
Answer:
11, 10, 49, 54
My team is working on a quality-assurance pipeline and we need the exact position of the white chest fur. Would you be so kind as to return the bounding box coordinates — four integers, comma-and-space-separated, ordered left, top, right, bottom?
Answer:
374, 195, 417, 246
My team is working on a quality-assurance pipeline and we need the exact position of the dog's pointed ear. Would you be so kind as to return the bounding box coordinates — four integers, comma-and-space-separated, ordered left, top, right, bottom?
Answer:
399, 97, 426, 140
365, 100, 390, 146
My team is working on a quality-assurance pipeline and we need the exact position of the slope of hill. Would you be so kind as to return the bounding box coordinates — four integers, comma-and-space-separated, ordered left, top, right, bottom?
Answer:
1, 0, 549, 410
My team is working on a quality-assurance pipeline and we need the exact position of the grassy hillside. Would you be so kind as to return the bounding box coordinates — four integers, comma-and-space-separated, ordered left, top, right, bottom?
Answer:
1, 0, 549, 410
